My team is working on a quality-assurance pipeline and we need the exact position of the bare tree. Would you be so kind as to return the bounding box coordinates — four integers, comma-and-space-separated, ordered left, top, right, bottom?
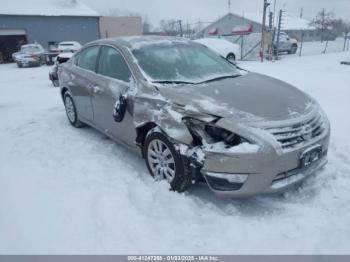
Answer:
158, 19, 179, 36
311, 9, 336, 42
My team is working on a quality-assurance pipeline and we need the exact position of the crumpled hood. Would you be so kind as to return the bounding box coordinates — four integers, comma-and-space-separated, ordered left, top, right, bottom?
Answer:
157, 72, 315, 122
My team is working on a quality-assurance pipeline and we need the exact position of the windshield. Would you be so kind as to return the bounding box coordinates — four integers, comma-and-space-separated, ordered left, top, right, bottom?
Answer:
21, 46, 42, 52
131, 42, 240, 84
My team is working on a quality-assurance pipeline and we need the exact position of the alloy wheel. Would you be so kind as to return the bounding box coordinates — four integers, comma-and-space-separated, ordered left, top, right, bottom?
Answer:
147, 139, 176, 182
65, 96, 76, 123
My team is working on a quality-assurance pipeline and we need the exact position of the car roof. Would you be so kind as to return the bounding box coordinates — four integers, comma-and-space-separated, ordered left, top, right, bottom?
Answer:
22, 44, 42, 48
89, 36, 193, 49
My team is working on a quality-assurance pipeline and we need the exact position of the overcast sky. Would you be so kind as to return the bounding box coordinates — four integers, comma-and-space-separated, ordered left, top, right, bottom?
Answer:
82, 0, 350, 26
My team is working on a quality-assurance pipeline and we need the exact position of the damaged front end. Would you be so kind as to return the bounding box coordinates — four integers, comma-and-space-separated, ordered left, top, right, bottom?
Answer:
178, 115, 262, 192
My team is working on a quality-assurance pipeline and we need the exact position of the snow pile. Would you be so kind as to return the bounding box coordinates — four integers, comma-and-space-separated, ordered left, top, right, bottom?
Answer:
203, 142, 260, 154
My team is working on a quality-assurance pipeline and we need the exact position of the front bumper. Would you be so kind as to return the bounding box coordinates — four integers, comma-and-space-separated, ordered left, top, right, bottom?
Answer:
18, 59, 40, 67
201, 134, 330, 197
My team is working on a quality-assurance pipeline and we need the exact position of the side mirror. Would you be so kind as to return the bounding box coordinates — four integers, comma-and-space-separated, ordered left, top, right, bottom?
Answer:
113, 95, 127, 122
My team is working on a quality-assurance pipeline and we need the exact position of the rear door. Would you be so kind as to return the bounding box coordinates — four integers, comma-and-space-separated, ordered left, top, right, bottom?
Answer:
91, 45, 137, 145
69, 45, 100, 122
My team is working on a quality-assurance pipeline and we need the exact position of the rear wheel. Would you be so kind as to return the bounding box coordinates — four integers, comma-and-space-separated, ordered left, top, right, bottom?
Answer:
63, 92, 84, 128
289, 45, 298, 54
144, 130, 191, 192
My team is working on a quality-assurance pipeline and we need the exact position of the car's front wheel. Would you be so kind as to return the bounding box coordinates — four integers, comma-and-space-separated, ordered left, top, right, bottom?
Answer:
63, 92, 84, 128
144, 130, 191, 192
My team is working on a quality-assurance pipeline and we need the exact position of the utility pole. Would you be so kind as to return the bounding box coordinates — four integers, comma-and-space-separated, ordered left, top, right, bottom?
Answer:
300, 7, 303, 18
260, 0, 270, 62
178, 20, 183, 37
268, 11, 274, 60
228, 0, 231, 14
275, 9, 283, 60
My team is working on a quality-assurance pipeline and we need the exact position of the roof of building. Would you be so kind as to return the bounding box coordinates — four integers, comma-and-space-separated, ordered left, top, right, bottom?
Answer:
199, 12, 315, 35
240, 12, 315, 30
0, 0, 100, 17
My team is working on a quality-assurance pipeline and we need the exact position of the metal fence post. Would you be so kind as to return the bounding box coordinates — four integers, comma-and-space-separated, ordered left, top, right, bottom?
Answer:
299, 30, 304, 57
240, 36, 244, 60
343, 33, 348, 52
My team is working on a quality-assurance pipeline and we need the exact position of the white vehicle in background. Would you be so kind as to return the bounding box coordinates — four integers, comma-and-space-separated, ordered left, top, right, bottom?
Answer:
58, 41, 82, 53
275, 32, 298, 54
12, 44, 45, 63
194, 37, 240, 63
12, 44, 46, 67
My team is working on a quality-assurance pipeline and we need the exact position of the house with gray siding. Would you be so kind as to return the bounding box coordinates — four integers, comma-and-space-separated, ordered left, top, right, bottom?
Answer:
0, 0, 100, 62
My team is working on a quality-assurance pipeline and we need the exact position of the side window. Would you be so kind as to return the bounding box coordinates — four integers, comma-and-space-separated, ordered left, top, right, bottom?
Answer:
77, 46, 100, 72
98, 46, 131, 82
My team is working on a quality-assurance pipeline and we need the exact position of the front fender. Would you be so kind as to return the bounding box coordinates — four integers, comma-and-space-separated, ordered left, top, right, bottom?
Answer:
133, 88, 193, 145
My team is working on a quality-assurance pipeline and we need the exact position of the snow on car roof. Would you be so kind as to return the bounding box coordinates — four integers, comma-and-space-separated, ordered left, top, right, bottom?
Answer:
0, 0, 99, 17
57, 52, 74, 58
195, 38, 236, 48
109, 36, 192, 49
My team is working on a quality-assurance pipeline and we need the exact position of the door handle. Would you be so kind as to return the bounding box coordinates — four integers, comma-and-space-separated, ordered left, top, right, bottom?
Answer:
92, 85, 102, 94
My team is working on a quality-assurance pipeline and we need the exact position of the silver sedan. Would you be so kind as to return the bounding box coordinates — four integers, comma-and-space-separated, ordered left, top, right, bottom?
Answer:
59, 36, 330, 197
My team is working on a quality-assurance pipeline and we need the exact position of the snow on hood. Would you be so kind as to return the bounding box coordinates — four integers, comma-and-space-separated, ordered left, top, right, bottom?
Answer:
156, 72, 315, 122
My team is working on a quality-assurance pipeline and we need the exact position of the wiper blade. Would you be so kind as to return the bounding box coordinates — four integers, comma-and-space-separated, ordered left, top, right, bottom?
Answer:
152, 80, 195, 85
198, 75, 241, 84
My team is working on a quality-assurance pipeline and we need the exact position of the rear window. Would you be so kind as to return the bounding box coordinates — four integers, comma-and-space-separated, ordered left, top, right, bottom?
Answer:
77, 46, 100, 72
21, 46, 42, 52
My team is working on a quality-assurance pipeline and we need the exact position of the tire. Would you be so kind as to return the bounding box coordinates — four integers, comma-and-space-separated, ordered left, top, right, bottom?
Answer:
17, 62, 23, 68
289, 45, 298, 54
226, 53, 236, 63
63, 91, 84, 128
143, 130, 191, 192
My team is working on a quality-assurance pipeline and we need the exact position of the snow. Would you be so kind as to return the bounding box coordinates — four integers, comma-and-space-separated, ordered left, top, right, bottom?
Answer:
203, 142, 260, 154
0, 51, 350, 254
237, 12, 315, 31
0, 0, 99, 17
194, 38, 240, 58
57, 52, 74, 59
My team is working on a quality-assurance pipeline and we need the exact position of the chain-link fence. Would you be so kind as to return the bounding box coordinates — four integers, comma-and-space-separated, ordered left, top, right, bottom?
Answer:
220, 13, 350, 61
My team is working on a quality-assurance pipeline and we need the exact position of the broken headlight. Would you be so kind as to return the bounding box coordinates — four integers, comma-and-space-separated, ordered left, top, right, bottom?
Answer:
184, 118, 248, 147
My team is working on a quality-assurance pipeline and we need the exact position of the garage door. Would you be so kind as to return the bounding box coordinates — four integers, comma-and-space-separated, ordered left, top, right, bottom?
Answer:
0, 29, 27, 63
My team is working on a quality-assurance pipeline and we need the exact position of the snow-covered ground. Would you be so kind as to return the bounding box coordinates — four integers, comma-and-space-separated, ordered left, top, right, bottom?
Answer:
0, 52, 350, 254
291, 37, 348, 57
